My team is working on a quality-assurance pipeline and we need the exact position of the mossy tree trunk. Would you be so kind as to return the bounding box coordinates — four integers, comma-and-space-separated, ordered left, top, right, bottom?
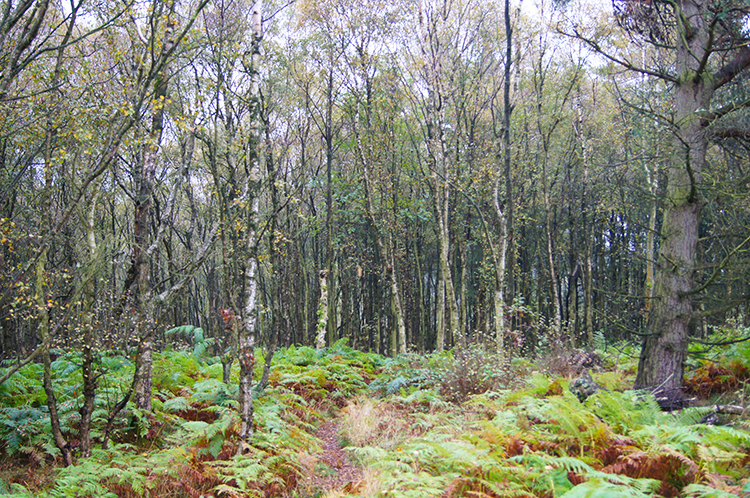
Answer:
635, 0, 750, 396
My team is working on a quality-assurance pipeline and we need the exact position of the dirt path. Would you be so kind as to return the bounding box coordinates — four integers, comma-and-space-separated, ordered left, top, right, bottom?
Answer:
301, 418, 363, 496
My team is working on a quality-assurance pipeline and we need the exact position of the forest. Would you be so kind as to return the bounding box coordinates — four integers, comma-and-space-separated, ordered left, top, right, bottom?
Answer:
1, 0, 750, 495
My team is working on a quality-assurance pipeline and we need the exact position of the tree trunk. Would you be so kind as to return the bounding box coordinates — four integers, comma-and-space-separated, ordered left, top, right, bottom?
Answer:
419, 0, 462, 351
584, 224, 594, 346
132, 11, 175, 412
238, 0, 263, 448
492, 0, 514, 354
635, 0, 710, 397
355, 120, 407, 356
414, 239, 426, 352
316, 270, 329, 349
324, 67, 337, 348
302, 239, 311, 345
574, 87, 594, 347
38, 250, 72, 467
79, 185, 102, 458
38, 9, 75, 464
542, 156, 563, 343
436, 272, 446, 350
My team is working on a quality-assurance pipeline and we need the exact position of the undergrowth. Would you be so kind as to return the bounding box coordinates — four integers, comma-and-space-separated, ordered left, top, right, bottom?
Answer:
0, 337, 748, 497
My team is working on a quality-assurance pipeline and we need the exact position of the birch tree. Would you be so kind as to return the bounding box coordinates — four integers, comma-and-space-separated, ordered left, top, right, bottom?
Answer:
238, 0, 263, 447
413, 0, 464, 350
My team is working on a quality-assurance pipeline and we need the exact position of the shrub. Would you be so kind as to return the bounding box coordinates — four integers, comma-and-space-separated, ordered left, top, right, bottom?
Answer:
427, 344, 514, 403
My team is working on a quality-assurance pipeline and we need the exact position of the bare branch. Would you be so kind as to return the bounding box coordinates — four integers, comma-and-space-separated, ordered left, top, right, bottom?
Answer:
713, 45, 750, 90
561, 27, 677, 83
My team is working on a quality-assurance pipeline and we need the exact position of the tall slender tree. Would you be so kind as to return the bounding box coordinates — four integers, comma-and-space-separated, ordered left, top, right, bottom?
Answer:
238, 0, 264, 448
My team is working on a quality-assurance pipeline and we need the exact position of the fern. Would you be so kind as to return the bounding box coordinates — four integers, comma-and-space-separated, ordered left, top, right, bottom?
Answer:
375, 472, 452, 498
559, 480, 656, 497
192, 378, 230, 404
165, 325, 216, 362
682, 484, 743, 498
511, 453, 661, 497
695, 444, 747, 477
0, 363, 47, 407
392, 388, 449, 409
630, 424, 701, 454
165, 405, 236, 459
275, 344, 318, 366
46, 456, 120, 497
209, 452, 299, 496
0, 406, 47, 454
671, 406, 715, 426
385, 375, 411, 395
702, 424, 750, 449
586, 390, 665, 434
162, 395, 190, 413
544, 396, 609, 455
4, 483, 35, 497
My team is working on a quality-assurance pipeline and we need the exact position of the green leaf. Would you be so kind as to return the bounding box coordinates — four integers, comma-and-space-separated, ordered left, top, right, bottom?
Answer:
182, 420, 209, 432
551, 467, 574, 494
560, 480, 653, 498
162, 396, 190, 413
683, 484, 745, 498
208, 433, 224, 458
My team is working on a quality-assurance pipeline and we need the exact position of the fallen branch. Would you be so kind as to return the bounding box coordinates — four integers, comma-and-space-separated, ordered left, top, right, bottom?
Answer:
711, 404, 746, 416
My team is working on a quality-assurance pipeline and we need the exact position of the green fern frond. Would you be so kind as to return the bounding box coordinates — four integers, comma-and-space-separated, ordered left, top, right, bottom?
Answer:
586, 390, 664, 434
545, 396, 608, 454
671, 406, 714, 426
212, 483, 261, 498
682, 483, 743, 498
510, 454, 590, 474
162, 396, 190, 413
5, 483, 35, 497
392, 388, 448, 410
191, 378, 228, 403
47, 459, 120, 497
695, 443, 747, 476
165, 325, 217, 361
703, 424, 750, 449
348, 445, 389, 465
559, 479, 655, 498
510, 452, 661, 495
631, 424, 701, 454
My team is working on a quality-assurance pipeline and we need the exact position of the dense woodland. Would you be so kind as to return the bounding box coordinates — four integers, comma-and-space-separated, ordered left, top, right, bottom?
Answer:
1, 0, 750, 486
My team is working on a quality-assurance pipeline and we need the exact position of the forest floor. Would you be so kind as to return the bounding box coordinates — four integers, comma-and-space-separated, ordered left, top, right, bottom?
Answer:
303, 417, 364, 496
1, 343, 750, 497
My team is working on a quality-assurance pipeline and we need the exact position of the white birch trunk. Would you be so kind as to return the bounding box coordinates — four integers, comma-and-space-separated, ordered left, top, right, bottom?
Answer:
238, 0, 263, 447
316, 271, 329, 350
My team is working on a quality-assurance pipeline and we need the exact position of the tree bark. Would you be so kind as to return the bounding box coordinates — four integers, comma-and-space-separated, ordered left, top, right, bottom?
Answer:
132, 7, 175, 412
79, 185, 102, 458
238, 0, 263, 448
38, 10, 76, 464
354, 113, 407, 356
492, 0, 514, 354
635, 0, 710, 396
316, 270, 329, 350
324, 67, 337, 348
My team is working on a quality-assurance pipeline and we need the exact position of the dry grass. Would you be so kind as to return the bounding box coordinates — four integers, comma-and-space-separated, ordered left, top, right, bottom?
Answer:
352, 468, 383, 497
339, 398, 410, 450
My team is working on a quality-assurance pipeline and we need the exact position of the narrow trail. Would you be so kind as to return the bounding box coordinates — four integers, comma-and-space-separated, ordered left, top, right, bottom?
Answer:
302, 417, 364, 496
